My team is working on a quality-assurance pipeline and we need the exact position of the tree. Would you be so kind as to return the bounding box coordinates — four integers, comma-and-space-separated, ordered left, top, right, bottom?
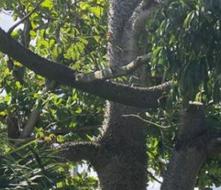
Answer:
0, 0, 221, 190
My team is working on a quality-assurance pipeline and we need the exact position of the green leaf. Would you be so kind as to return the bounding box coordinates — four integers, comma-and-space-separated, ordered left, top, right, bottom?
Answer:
183, 11, 195, 30
41, 0, 53, 10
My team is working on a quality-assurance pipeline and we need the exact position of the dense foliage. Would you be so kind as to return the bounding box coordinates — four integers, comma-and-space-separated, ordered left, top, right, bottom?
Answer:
147, 0, 221, 188
0, 0, 107, 189
0, 0, 221, 189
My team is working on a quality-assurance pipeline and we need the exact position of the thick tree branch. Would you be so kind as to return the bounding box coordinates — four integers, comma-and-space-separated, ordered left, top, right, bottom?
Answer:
120, 0, 159, 83
121, 0, 159, 61
0, 27, 172, 108
6, 115, 20, 139
49, 125, 101, 135
161, 104, 208, 190
58, 142, 100, 164
0, 28, 76, 85
21, 81, 57, 138
15, 6, 43, 138
130, 0, 159, 35
20, 109, 40, 138
78, 80, 172, 108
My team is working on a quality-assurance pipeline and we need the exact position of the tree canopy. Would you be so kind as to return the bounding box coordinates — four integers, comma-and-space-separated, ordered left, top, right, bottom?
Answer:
0, 0, 221, 189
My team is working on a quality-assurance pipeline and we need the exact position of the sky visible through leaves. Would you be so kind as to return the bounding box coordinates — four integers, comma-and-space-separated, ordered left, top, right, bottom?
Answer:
0, 9, 220, 190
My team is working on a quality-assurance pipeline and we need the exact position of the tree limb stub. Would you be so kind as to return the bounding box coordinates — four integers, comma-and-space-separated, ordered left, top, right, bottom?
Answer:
57, 142, 100, 164
0, 27, 172, 108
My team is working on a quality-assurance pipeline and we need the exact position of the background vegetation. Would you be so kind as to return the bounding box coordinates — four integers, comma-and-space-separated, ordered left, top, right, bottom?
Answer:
0, 0, 221, 189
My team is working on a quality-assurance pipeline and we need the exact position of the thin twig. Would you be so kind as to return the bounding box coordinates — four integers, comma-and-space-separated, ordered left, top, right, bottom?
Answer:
75, 54, 150, 82
122, 114, 170, 129
147, 170, 162, 184
7, 0, 44, 35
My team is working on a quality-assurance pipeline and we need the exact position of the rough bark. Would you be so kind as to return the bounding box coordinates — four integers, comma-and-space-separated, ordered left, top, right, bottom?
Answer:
94, 1, 151, 190
161, 104, 208, 190
5, 1, 221, 190
2, 1, 221, 190
97, 102, 148, 190
58, 142, 100, 164
42, 0, 155, 190
0, 27, 170, 108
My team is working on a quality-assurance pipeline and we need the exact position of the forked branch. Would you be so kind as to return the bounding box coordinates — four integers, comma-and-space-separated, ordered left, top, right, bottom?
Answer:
75, 54, 150, 81
0, 27, 172, 108
7, 0, 44, 35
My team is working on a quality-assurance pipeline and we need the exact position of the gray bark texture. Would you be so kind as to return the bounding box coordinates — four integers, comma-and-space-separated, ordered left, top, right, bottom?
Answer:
2, 1, 221, 190
161, 104, 208, 190
96, 0, 148, 190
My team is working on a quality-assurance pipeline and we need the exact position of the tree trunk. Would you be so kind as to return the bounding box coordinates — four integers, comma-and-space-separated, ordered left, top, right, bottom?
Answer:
161, 104, 208, 190
97, 103, 147, 190
95, 1, 148, 189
